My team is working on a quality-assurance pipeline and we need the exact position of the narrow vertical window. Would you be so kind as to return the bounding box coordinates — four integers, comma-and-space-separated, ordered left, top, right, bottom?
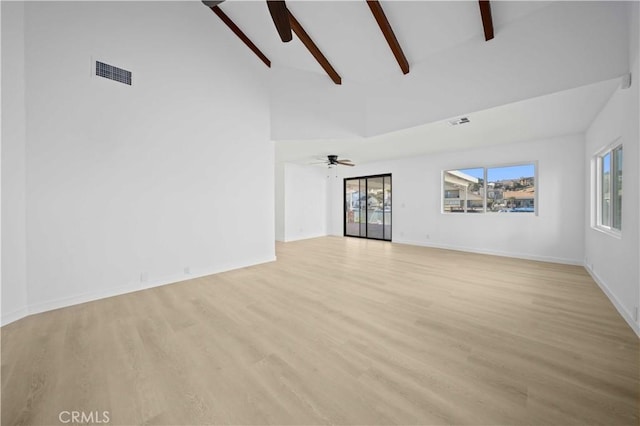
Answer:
612, 146, 623, 230
601, 152, 611, 227
596, 144, 623, 233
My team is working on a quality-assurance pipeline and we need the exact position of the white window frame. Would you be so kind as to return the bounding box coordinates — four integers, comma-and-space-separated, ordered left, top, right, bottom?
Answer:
594, 140, 622, 237
441, 161, 538, 215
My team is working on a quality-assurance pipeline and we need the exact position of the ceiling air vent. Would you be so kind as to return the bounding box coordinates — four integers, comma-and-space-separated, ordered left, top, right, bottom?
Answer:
448, 117, 470, 126
95, 61, 131, 86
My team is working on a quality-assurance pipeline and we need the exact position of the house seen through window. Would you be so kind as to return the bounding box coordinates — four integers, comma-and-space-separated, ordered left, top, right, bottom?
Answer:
443, 163, 536, 214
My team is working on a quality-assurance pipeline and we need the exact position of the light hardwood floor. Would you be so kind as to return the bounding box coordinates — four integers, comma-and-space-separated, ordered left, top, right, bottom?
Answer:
2, 237, 638, 425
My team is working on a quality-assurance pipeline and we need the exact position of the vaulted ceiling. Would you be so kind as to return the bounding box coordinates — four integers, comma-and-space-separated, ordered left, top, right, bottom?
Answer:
205, 1, 632, 162
213, 1, 555, 84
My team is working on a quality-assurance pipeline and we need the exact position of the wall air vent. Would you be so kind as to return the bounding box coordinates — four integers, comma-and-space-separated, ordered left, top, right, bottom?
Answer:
95, 61, 132, 85
448, 117, 470, 126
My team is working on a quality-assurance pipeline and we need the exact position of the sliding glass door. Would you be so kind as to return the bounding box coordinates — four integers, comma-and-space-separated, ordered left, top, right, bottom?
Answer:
344, 174, 391, 241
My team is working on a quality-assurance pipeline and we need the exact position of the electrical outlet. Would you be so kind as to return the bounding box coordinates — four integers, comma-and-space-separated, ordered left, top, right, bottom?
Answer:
140, 272, 148, 283
184, 267, 191, 275
426, 234, 430, 240
634, 307, 638, 322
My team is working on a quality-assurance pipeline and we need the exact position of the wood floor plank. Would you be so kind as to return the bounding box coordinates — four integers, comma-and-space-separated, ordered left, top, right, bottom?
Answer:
2, 236, 638, 425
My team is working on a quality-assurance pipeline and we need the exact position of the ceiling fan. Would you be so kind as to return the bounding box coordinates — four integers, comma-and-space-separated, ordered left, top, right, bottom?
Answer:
203, 0, 293, 42
324, 155, 355, 167
310, 155, 355, 167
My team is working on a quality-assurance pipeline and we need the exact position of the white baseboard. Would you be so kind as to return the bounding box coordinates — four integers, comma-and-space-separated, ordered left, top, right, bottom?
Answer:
1, 306, 29, 327
584, 264, 640, 337
392, 238, 584, 266
284, 232, 328, 242
2, 255, 276, 327
27, 283, 138, 318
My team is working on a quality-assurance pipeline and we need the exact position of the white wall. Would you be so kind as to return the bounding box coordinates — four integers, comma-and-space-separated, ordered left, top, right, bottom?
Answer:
1, 2, 29, 324
1, 1, 275, 324
328, 134, 586, 265
584, 2, 639, 336
278, 162, 328, 242
275, 162, 285, 242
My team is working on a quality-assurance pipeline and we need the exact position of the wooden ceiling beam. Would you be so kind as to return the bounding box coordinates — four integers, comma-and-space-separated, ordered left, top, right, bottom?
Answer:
478, 1, 494, 41
208, 5, 272, 68
288, 11, 342, 85
366, 0, 409, 75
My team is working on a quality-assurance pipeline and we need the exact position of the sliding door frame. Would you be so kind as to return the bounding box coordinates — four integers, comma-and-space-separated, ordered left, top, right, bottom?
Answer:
343, 173, 392, 241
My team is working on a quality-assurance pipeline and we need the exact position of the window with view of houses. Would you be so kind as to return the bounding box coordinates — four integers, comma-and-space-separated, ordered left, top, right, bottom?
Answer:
443, 163, 536, 214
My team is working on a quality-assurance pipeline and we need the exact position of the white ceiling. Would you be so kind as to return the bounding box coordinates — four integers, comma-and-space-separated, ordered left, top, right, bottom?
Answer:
210, 1, 631, 164
220, 1, 555, 84
275, 77, 621, 165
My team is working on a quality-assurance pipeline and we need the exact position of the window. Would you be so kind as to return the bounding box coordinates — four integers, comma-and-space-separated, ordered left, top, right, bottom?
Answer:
596, 144, 623, 233
442, 168, 484, 213
487, 164, 536, 213
443, 163, 536, 214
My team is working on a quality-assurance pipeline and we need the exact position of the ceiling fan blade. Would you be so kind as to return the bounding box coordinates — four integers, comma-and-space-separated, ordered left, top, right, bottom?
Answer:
267, 1, 292, 43
336, 160, 355, 167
